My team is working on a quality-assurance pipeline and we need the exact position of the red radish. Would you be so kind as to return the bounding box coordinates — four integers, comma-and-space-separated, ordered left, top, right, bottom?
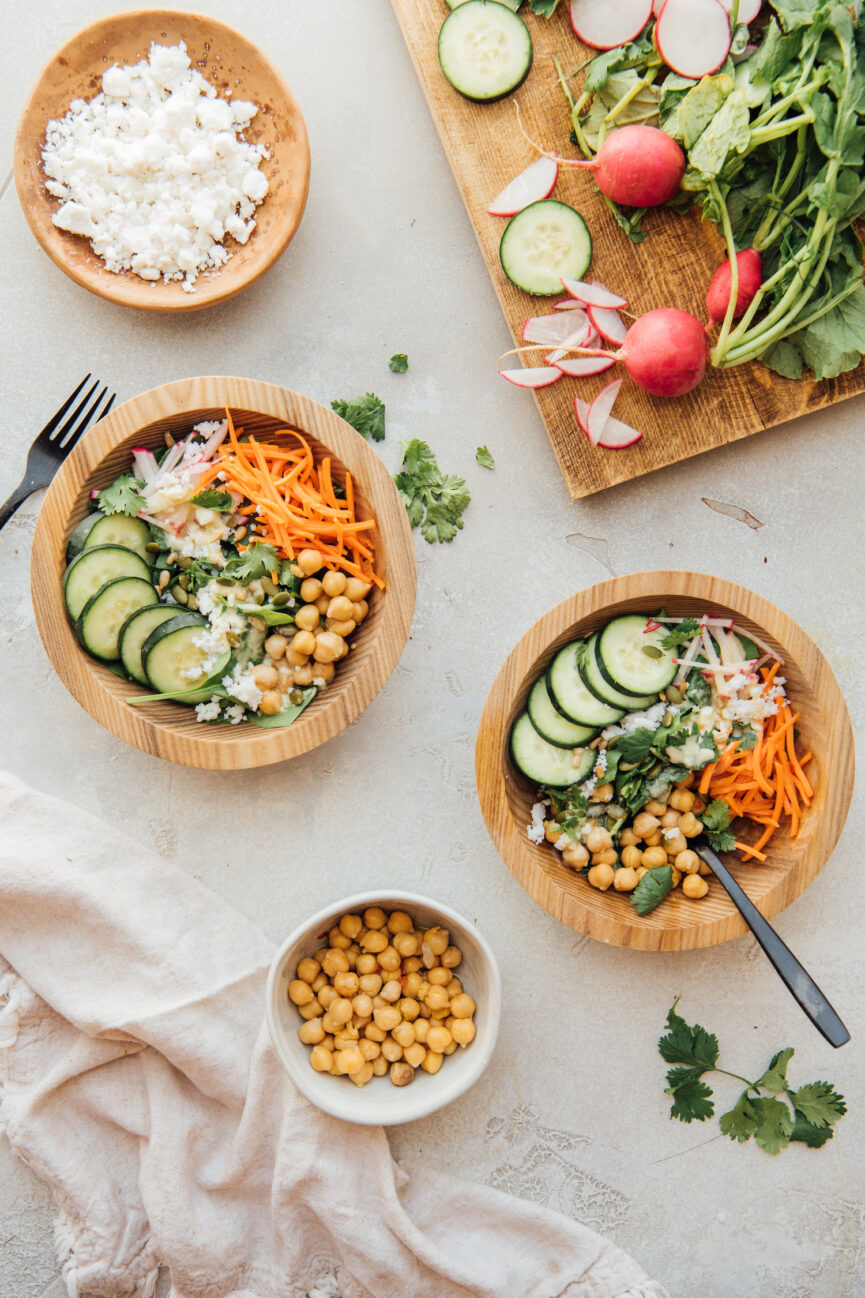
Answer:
586, 379, 624, 444
561, 278, 628, 309
617, 308, 708, 396
569, 0, 653, 49
572, 125, 686, 207
706, 248, 763, 327
555, 355, 618, 377
522, 310, 588, 346
554, 298, 591, 310
655, 0, 732, 79
718, 0, 762, 21
499, 367, 563, 389
487, 156, 559, 217
575, 397, 591, 434
576, 397, 642, 448
588, 304, 628, 345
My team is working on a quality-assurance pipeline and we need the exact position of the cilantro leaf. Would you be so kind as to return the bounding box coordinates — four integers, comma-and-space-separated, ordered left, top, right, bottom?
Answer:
667, 1075, 715, 1123
660, 618, 700, 651
475, 445, 495, 470
97, 475, 146, 517
788, 1082, 847, 1128
790, 1111, 836, 1149
630, 865, 675, 916
700, 798, 737, 852
614, 727, 656, 763
756, 1047, 795, 1092
720, 1092, 759, 1143
751, 1096, 795, 1155
222, 542, 281, 583
235, 602, 295, 627
189, 488, 234, 510
388, 353, 409, 373
395, 440, 470, 545
331, 393, 386, 442
658, 1000, 720, 1071
528, 0, 560, 14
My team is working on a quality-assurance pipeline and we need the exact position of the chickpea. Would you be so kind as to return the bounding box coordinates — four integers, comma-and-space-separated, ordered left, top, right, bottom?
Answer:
545, 821, 563, 844
403, 1042, 427, 1068
361, 929, 388, 954
352, 993, 374, 1019
587, 863, 615, 891
644, 799, 668, 817
676, 850, 700, 875
619, 827, 639, 848
356, 954, 378, 976
413, 1018, 430, 1044
427, 1025, 453, 1053
318, 985, 337, 1010
382, 1037, 404, 1062
322, 948, 350, 978
423, 926, 450, 956
321, 1010, 341, 1035
299, 999, 323, 1021
403, 956, 422, 975
333, 971, 359, 998
698, 862, 712, 876
378, 946, 401, 973
425, 986, 450, 1012
380, 979, 402, 1003
295, 604, 320, 632
670, 868, 683, 887
398, 997, 420, 1022
421, 1051, 443, 1075
364, 1023, 386, 1043
299, 578, 323, 603
337, 912, 361, 940
326, 595, 354, 623
329, 998, 353, 1026
333, 1028, 359, 1051
298, 548, 323, 576
390, 1061, 415, 1087
264, 633, 287, 660
669, 788, 696, 813
591, 783, 614, 803
382, 909, 410, 934
298, 1017, 325, 1045
452, 1019, 476, 1047
345, 577, 372, 602
581, 825, 610, 856
441, 945, 462, 969
311, 972, 327, 994
393, 931, 419, 957
450, 993, 476, 1020
309, 1045, 332, 1073
292, 629, 316, 657
352, 600, 369, 623
592, 848, 618, 868
288, 979, 314, 1007
403, 972, 423, 997
253, 663, 278, 691
285, 645, 309, 668
359, 1038, 381, 1062
313, 631, 345, 664
635, 866, 649, 881
428, 967, 450, 987
445, 979, 462, 999
562, 841, 590, 869
321, 570, 348, 597
641, 846, 668, 869
683, 874, 709, 899
329, 926, 351, 949
373, 1005, 401, 1032
612, 866, 639, 893
335, 1046, 365, 1076
644, 831, 663, 847
350, 1061, 375, 1088
313, 660, 335, 683
371, 1056, 389, 1077
633, 812, 661, 839
664, 833, 688, 857
327, 618, 357, 638
660, 809, 681, 829
620, 845, 643, 871
296, 957, 320, 985
315, 594, 331, 615
259, 691, 283, 716
678, 812, 702, 838
392, 1021, 417, 1048
277, 666, 294, 691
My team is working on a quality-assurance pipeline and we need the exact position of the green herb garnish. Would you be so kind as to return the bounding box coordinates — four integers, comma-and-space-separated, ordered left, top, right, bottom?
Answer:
331, 393, 385, 442
97, 476, 146, 517
394, 439, 470, 544
189, 488, 234, 510
700, 797, 737, 853
630, 865, 674, 916
475, 445, 495, 470
388, 353, 409, 373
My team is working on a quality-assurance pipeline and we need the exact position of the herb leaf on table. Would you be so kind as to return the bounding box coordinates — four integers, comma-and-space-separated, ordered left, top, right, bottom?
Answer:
330, 393, 386, 442
475, 445, 495, 470
394, 440, 470, 544
388, 353, 409, 373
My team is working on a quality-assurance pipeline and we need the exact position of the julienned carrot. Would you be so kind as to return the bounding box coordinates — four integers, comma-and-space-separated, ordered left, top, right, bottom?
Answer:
200, 410, 384, 589
705, 667, 813, 863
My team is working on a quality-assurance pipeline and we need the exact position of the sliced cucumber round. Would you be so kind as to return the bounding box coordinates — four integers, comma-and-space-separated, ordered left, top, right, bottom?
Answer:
438, 1, 532, 102
581, 632, 658, 710
510, 712, 594, 787
527, 675, 597, 748
64, 545, 153, 621
82, 513, 154, 564
66, 513, 102, 563
143, 613, 225, 697
119, 605, 179, 685
546, 642, 624, 728
596, 615, 678, 697
76, 578, 159, 661
500, 200, 592, 295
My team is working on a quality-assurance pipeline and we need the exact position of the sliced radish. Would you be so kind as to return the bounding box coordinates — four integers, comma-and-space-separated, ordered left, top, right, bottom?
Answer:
575, 396, 591, 434
555, 354, 618, 377
487, 156, 559, 217
500, 366, 563, 389
717, 0, 761, 21
655, 0, 732, 78
586, 379, 624, 445
588, 304, 628, 345
523, 310, 587, 346
569, 0, 654, 49
554, 298, 590, 310
598, 414, 643, 449
560, 278, 628, 310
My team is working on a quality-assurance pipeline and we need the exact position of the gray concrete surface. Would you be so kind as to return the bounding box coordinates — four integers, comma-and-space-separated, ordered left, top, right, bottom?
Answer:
1, 3, 863, 1296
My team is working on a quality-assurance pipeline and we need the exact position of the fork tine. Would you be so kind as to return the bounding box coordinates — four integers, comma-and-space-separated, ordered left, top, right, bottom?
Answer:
51, 379, 102, 446
39, 375, 92, 440
57, 388, 116, 456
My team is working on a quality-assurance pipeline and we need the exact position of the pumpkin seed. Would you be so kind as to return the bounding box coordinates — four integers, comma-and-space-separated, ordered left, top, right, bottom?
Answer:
145, 542, 161, 555
272, 592, 291, 607
290, 688, 304, 705
178, 575, 189, 591
647, 760, 663, 777
187, 595, 199, 612
663, 709, 673, 727
178, 556, 193, 571
619, 761, 638, 772
172, 586, 188, 606
261, 575, 278, 597
665, 685, 683, 704
253, 591, 265, 605
227, 631, 240, 647
642, 644, 663, 659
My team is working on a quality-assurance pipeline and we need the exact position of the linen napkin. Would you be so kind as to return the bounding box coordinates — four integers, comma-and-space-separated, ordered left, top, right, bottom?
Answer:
0, 772, 668, 1298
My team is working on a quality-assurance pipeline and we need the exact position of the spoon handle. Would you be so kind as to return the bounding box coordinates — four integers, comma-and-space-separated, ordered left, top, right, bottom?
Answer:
694, 840, 850, 1049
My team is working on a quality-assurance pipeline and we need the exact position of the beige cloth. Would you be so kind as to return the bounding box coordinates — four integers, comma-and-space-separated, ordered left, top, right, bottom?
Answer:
0, 772, 668, 1298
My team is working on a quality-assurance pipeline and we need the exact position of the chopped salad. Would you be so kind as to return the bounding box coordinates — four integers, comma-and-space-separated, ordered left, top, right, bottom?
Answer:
62, 412, 380, 727
512, 611, 813, 914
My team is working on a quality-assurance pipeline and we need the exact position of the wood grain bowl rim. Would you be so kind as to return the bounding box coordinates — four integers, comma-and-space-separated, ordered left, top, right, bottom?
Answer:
30, 377, 417, 770
475, 571, 855, 952
14, 9, 311, 313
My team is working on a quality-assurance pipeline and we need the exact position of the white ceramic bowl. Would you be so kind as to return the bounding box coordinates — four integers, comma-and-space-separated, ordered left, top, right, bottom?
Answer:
266, 890, 501, 1125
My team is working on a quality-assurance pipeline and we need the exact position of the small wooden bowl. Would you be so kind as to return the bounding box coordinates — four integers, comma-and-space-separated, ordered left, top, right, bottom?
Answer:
31, 377, 417, 769
14, 10, 310, 312
475, 572, 854, 952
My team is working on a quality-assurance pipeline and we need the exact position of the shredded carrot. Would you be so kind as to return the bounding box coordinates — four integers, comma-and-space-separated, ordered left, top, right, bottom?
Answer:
208, 410, 384, 589
706, 668, 813, 864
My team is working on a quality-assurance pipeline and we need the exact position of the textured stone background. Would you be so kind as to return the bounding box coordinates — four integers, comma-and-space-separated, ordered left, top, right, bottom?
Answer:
1, 3, 863, 1296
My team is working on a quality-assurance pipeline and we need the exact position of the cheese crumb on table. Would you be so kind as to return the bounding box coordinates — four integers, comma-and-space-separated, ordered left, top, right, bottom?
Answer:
42, 40, 269, 292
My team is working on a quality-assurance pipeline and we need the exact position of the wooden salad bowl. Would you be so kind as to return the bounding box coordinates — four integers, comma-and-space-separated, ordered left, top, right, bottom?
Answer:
14, 10, 310, 312
31, 377, 417, 770
475, 572, 854, 952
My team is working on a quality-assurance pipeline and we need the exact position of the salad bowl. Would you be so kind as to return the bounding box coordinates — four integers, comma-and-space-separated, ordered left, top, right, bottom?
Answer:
30, 377, 417, 769
14, 10, 310, 312
475, 572, 854, 952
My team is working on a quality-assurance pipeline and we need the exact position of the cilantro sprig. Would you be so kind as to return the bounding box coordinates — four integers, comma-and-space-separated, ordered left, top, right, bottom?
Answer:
388, 353, 409, 373
97, 475, 146, 517
394, 439, 471, 544
660, 618, 700, 651
700, 797, 737, 853
659, 1001, 846, 1153
189, 488, 233, 510
330, 393, 386, 442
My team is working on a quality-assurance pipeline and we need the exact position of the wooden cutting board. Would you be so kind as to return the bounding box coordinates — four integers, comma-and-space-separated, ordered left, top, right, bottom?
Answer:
390, 1, 865, 498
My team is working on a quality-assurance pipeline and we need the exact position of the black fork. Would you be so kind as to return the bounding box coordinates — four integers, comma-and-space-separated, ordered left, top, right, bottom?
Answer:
0, 376, 116, 531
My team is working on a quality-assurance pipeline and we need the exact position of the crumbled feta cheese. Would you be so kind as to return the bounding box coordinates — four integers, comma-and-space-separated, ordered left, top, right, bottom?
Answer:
224, 704, 247, 725
620, 701, 669, 733
194, 697, 222, 723
222, 664, 262, 710
527, 802, 546, 845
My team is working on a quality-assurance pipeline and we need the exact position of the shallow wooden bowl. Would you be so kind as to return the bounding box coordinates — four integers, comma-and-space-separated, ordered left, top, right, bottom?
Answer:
475, 572, 854, 952
14, 10, 310, 312
31, 377, 417, 769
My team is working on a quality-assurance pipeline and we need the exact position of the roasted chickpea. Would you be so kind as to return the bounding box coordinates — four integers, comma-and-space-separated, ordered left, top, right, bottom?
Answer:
297, 548, 322, 576
296, 957, 320, 984
587, 863, 615, 891
292, 629, 316, 657
675, 850, 700, 875
322, 570, 348, 597
313, 631, 345, 664
295, 604, 320, 632
612, 866, 639, 892
345, 577, 372, 602
678, 812, 702, 838
641, 846, 668, 869
633, 812, 661, 839
562, 841, 590, 869
669, 788, 696, 812
683, 874, 709, 899
390, 1061, 414, 1087
264, 633, 287, 659
620, 845, 643, 871
259, 691, 282, 716
299, 577, 323, 603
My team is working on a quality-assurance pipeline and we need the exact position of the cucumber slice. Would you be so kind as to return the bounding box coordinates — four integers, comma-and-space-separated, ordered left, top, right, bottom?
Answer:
510, 712, 594, 787
438, 1, 532, 102
581, 633, 658, 710
546, 642, 624, 728
64, 545, 154, 621
82, 513, 154, 564
66, 513, 102, 562
143, 613, 226, 696
446, 0, 521, 8
119, 605, 179, 685
76, 578, 159, 661
500, 200, 592, 295
596, 615, 678, 696
527, 675, 597, 748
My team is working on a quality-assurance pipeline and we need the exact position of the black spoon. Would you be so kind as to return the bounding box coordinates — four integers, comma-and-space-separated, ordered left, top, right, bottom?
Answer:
693, 837, 850, 1049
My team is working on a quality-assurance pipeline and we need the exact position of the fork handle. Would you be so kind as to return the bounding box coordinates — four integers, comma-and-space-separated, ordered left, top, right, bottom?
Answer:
0, 482, 37, 532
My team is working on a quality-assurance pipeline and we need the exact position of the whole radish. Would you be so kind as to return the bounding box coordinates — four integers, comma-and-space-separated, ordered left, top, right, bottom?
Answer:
706, 249, 763, 328
618, 308, 708, 396
574, 125, 686, 207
